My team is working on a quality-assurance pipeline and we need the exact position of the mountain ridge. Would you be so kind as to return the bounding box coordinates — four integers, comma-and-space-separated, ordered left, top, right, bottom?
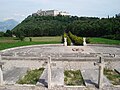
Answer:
0, 19, 19, 32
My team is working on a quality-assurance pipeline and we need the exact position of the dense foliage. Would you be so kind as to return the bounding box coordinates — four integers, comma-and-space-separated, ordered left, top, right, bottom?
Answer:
12, 15, 120, 40
68, 32, 83, 45
13, 15, 70, 37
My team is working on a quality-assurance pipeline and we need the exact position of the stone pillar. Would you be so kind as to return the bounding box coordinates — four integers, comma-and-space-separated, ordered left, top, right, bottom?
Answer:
64, 38, 67, 46
0, 55, 4, 86
83, 37, 87, 46
48, 56, 51, 89
94, 56, 104, 89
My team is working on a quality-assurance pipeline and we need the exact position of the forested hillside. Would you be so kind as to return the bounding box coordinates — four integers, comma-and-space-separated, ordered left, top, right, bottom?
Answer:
12, 15, 120, 40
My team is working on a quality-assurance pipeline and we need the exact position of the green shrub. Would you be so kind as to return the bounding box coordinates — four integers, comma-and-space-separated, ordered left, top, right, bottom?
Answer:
67, 35, 71, 46
74, 36, 83, 45
68, 31, 75, 43
68, 31, 83, 45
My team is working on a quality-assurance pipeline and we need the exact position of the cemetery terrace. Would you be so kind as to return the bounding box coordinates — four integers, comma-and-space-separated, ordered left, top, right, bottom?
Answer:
0, 44, 120, 90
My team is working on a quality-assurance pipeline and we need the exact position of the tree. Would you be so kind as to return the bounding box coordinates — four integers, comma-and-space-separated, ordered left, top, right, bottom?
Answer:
4, 30, 12, 37
14, 30, 25, 41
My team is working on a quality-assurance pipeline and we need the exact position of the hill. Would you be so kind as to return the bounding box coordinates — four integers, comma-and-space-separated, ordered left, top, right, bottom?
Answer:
12, 15, 99, 36
12, 15, 120, 40
0, 19, 19, 32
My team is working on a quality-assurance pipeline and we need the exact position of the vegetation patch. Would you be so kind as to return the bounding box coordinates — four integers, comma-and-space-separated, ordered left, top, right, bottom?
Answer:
68, 31, 83, 45
17, 68, 44, 84
89, 37, 120, 45
104, 68, 120, 85
64, 70, 84, 86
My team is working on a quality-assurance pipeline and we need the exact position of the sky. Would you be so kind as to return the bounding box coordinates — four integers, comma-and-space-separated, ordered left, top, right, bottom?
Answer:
0, 0, 120, 22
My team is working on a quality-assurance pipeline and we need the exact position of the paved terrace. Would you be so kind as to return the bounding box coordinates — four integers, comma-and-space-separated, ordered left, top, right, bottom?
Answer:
0, 44, 120, 61
0, 44, 120, 90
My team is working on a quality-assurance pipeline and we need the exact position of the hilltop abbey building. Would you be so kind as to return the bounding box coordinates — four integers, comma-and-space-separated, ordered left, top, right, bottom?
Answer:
32, 9, 70, 16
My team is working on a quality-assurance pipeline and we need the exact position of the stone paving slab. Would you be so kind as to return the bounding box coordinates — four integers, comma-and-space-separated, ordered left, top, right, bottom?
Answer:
81, 69, 112, 87
3, 67, 28, 84
37, 68, 64, 87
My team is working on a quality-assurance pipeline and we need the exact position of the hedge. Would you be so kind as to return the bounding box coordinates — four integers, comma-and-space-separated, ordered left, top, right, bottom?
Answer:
68, 31, 83, 45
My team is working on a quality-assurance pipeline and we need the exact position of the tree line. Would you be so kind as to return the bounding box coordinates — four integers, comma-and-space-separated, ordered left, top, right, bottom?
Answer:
0, 14, 120, 40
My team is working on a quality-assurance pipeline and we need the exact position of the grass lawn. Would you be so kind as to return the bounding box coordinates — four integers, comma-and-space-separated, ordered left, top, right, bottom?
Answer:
0, 36, 62, 50
64, 70, 84, 86
17, 68, 44, 84
89, 37, 120, 45
0, 37, 120, 50
104, 68, 120, 85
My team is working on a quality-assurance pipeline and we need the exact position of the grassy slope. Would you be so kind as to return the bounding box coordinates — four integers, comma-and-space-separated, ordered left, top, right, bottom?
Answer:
90, 37, 120, 45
